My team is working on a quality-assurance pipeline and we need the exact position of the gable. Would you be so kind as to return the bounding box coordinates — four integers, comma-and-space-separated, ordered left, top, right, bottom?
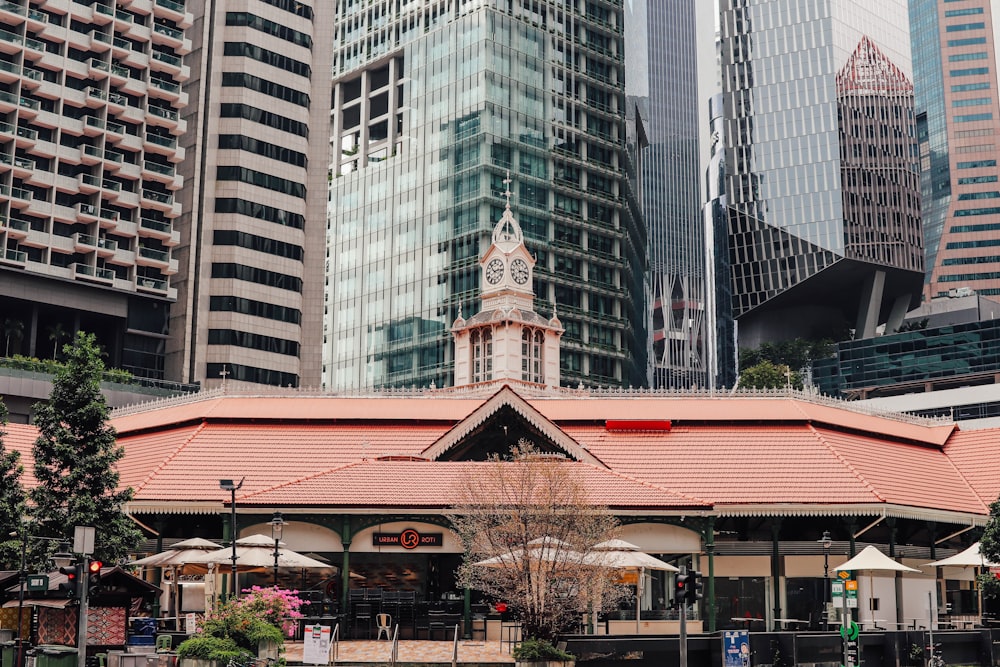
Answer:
422, 386, 603, 465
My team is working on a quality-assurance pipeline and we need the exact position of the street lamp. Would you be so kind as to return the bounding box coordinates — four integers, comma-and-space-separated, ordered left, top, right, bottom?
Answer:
220, 478, 244, 597
270, 512, 286, 587
818, 530, 833, 629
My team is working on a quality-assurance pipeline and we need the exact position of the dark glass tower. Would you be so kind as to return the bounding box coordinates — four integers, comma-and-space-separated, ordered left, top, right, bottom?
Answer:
324, 1, 648, 390
627, 0, 706, 389
718, 0, 925, 348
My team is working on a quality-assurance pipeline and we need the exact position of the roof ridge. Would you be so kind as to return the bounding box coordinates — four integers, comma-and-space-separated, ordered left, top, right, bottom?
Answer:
807, 424, 884, 502
940, 437, 992, 513
237, 460, 366, 500
583, 461, 712, 507
134, 422, 207, 494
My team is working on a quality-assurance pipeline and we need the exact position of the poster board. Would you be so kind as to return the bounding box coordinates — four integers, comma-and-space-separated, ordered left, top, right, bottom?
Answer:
303, 625, 331, 665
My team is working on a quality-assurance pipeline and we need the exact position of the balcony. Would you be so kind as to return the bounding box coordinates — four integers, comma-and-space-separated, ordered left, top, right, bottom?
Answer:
0, 1, 26, 22
92, 2, 114, 24
85, 86, 107, 107
0, 90, 15, 112
136, 276, 168, 293
98, 208, 119, 229
15, 124, 37, 143
152, 22, 182, 44
104, 148, 124, 168
153, 0, 191, 28
81, 143, 102, 165
137, 245, 169, 267
89, 57, 110, 77
20, 65, 41, 88
73, 262, 114, 283
146, 104, 179, 130
17, 94, 39, 116
142, 159, 175, 179
89, 30, 112, 52
0, 59, 17, 83
12, 154, 33, 175
9, 185, 32, 205
2, 216, 28, 238
0, 28, 23, 54
1, 247, 26, 265
76, 202, 98, 220
78, 172, 101, 193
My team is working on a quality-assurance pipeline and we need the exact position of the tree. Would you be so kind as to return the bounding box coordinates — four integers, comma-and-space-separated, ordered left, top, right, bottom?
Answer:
3, 317, 23, 357
0, 400, 26, 568
27, 331, 142, 568
45, 323, 68, 360
977, 498, 1000, 600
449, 442, 627, 641
739, 360, 803, 390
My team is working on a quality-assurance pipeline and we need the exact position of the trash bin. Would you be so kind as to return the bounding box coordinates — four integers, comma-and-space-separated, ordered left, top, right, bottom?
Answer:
1, 641, 18, 667
34, 645, 77, 667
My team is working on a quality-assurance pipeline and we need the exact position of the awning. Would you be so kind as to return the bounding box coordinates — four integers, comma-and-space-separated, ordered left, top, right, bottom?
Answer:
2, 598, 73, 609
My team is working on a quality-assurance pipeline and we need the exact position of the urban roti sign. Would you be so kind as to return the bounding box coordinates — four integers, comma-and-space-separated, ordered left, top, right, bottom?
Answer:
991, 566, 1000, 580
373, 528, 443, 549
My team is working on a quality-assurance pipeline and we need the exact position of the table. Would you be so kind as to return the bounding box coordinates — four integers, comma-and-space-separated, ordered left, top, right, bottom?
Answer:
906, 617, 924, 630
775, 618, 807, 630
731, 617, 765, 629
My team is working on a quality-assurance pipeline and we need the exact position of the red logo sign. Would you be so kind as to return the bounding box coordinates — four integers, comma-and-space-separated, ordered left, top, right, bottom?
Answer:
373, 530, 443, 549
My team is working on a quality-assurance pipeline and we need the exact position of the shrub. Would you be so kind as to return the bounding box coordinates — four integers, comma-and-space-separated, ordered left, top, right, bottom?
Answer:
175, 636, 246, 662
513, 638, 575, 662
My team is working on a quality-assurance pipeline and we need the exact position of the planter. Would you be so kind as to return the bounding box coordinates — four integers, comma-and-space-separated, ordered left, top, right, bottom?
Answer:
516, 661, 575, 667
178, 659, 217, 667
257, 640, 279, 661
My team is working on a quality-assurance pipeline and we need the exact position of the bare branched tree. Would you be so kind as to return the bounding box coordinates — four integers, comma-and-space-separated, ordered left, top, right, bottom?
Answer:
449, 441, 628, 641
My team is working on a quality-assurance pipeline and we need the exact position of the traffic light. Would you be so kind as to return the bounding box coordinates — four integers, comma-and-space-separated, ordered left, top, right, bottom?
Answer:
87, 559, 103, 596
58, 564, 80, 598
674, 572, 689, 607
685, 570, 704, 604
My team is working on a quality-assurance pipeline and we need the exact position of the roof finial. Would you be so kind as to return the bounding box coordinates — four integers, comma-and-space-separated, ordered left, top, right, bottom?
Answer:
502, 169, 512, 210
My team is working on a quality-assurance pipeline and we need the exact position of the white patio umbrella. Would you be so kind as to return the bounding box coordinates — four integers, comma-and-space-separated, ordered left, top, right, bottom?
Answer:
590, 539, 679, 633
926, 542, 999, 623
189, 534, 334, 569
130, 538, 223, 619
838, 545, 920, 628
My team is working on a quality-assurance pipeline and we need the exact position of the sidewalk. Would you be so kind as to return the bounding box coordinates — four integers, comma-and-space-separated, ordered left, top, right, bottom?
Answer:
283, 639, 515, 665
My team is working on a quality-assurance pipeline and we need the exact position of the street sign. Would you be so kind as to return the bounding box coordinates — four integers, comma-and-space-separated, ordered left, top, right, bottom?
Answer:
832, 581, 845, 598
838, 570, 851, 579
26, 574, 48, 591
845, 580, 858, 591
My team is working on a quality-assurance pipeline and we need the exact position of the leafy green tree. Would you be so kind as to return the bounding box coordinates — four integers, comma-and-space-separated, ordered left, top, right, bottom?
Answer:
978, 498, 1000, 600
0, 400, 26, 568
27, 331, 141, 568
45, 323, 68, 360
739, 360, 803, 390
739, 338, 834, 371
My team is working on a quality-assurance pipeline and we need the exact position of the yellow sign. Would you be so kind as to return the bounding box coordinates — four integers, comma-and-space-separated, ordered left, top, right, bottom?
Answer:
616, 572, 639, 585
845, 580, 858, 591
838, 570, 851, 579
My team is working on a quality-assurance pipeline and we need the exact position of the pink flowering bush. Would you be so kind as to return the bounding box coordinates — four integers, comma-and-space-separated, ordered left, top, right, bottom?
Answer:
235, 586, 306, 627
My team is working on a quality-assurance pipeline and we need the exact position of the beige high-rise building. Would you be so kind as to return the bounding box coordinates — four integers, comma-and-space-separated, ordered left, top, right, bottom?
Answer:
0, 0, 331, 389
0, 0, 191, 378
168, 0, 332, 388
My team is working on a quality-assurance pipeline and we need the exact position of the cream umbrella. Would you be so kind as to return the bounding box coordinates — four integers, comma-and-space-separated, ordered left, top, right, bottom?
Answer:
838, 545, 920, 628
130, 538, 223, 620
590, 539, 679, 633
188, 534, 334, 568
926, 542, 998, 624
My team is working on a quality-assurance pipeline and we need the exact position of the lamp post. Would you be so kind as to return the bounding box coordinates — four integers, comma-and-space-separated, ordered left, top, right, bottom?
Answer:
220, 478, 244, 597
270, 512, 286, 587
819, 530, 833, 629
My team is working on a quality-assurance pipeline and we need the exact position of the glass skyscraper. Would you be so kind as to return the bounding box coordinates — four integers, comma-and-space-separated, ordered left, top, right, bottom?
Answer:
324, 0, 648, 390
626, 0, 707, 389
910, 0, 1000, 300
718, 0, 925, 348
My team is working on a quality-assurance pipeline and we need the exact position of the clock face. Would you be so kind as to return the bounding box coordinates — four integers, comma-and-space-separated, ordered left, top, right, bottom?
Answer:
485, 258, 505, 285
511, 258, 529, 285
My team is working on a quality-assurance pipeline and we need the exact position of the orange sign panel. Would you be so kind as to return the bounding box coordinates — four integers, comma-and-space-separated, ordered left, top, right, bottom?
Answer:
845, 580, 858, 591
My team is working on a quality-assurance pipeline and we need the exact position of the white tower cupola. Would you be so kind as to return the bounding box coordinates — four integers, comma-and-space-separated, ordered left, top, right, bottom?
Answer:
452, 174, 563, 389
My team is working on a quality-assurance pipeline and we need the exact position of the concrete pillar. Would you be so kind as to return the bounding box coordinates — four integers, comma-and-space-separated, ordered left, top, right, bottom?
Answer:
771, 521, 782, 628
855, 270, 886, 339
886, 294, 910, 335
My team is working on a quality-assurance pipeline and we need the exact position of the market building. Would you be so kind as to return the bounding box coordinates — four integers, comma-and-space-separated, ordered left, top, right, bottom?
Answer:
3, 203, 999, 636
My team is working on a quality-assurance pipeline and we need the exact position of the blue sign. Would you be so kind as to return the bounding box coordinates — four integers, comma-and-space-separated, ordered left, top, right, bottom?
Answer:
724, 630, 751, 667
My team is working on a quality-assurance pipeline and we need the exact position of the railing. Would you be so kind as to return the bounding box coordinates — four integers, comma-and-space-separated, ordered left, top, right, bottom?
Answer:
147, 105, 178, 121
3, 248, 26, 263
330, 623, 339, 665
151, 50, 181, 67
154, 0, 185, 12
451, 624, 459, 667
389, 625, 399, 664
153, 23, 182, 40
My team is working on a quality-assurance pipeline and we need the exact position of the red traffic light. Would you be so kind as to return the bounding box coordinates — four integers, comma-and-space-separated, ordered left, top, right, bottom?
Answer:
88, 560, 103, 574
495, 602, 508, 613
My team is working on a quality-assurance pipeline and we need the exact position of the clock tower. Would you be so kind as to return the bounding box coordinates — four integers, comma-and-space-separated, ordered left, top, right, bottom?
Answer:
452, 176, 563, 388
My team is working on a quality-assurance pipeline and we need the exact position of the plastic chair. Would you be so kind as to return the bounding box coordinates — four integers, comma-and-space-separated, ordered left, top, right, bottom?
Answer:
95, 653, 108, 667
376, 613, 392, 640
155, 635, 172, 653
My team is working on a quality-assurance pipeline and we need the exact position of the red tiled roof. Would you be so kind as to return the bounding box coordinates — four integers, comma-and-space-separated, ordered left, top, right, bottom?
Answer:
943, 427, 1000, 506
236, 460, 708, 510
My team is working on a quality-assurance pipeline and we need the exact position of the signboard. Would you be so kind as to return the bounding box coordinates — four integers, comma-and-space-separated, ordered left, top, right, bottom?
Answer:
303, 625, 331, 665
845, 579, 858, 608
616, 571, 639, 585
26, 575, 48, 591
185, 613, 198, 634
723, 630, 751, 667
990, 566, 1000, 580
838, 570, 851, 579
373, 528, 443, 549
841, 621, 860, 667
832, 581, 844, 598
